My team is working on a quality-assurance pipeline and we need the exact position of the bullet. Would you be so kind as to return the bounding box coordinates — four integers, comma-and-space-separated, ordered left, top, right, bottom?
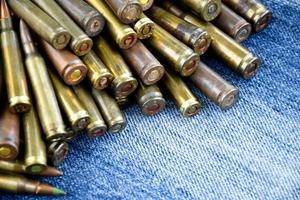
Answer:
213, 4, 252, 42
139, 0, 154, 11
49, 70, 91, 132
222, 0, 272, 32
121, 40, 164, 85
41, 40, 88, 85
0, 160, 63, 176
161, 1, 261, 79
94, 36, 138, 96
73, 85, 107, 137
0, 173, 66, 195
86, 0, 138, 49
162, 69, 201, 117
1, 0, 31, 113
8, 0, 71, 50
47, 141, 69, 167
0, 102, 19, 160
19, 20, 67, 143
32, 0, 93, 56
145, 23, 200, 77
177, 0, 222, 21
190, 62, 240, 109
147, 5, 211, 55
104, 0, 142, 24
22, 106, 47, 174
136, 81, 165, 116
92, 89, 126, 133
56, 0, 105, 37
82, 51, 113, 90
40, 167, 63, 177
133, 13, 155, 39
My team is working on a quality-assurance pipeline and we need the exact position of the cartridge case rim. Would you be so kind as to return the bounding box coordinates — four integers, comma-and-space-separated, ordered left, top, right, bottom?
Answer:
140, 64, 165, 85
239, 56, 261, 79
201, 0, 222, 21
134, 17, 155, 39
46, 133, 67, 143
140, 96, 166, 116
139, 0, 154, 11
45, 126, 67, 143
233, 22, 252, 43
51, 28, 71, 50
87, 121, 107, 137
71, 35, 93, 56
253, 10, 272, 32
180, 98, 201, 117
112, 75, 138, 96
25, 164, 47, 174
25, 156, 47, 173
116, 28, 138, 49
70, 110, 91, 131
91, 72, 113, 90
48, 142, 69, 166
108, 119, 126, 133
8, 96, 31, 114
217, 87, 240, 109
118, 2, 142, 24
192, 32, 212, 55
178, 53, 200, 77
82, 12, 105, 37
115, 96, 131, 108
0, 144, 18, 160
62, 61, 88, 85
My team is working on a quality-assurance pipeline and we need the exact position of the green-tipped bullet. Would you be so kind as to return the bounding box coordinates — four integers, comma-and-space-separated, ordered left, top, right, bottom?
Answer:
52, 187, 66, 196
0, 173, 66, 195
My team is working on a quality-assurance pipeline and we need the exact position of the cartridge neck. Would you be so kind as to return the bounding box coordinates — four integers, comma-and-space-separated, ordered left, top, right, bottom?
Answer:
22, 42, 37, 56
0, 18, 12, 31
20, 178, 39, 193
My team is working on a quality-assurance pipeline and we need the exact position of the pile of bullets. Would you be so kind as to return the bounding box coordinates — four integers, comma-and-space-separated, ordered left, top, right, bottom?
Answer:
0, 0, 272, 196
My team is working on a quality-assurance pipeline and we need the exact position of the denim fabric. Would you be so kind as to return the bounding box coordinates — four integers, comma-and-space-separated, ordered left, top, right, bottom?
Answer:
1, 0, 300, 199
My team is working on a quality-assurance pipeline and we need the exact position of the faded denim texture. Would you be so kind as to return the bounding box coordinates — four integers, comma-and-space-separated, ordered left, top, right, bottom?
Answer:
1, 0, 300, 199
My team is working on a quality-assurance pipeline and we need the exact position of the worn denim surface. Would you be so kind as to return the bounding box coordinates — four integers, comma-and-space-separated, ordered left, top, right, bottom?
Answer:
2, 0, 300, 199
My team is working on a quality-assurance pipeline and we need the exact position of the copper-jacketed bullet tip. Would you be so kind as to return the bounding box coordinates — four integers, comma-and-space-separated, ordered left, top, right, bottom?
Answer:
36, 183, 66, 195
1, 0, 11, 19
39, 166, 64, 177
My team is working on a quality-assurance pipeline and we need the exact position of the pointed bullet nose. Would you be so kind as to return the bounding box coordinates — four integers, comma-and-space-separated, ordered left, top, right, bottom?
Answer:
40, 166, 64, 177
19, 19, 38, 54
19, 19, 26, 36
1, 0, 11, 19
37, 183, 67, 195
52, 187, 66, 196
19, 19, 31, 43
